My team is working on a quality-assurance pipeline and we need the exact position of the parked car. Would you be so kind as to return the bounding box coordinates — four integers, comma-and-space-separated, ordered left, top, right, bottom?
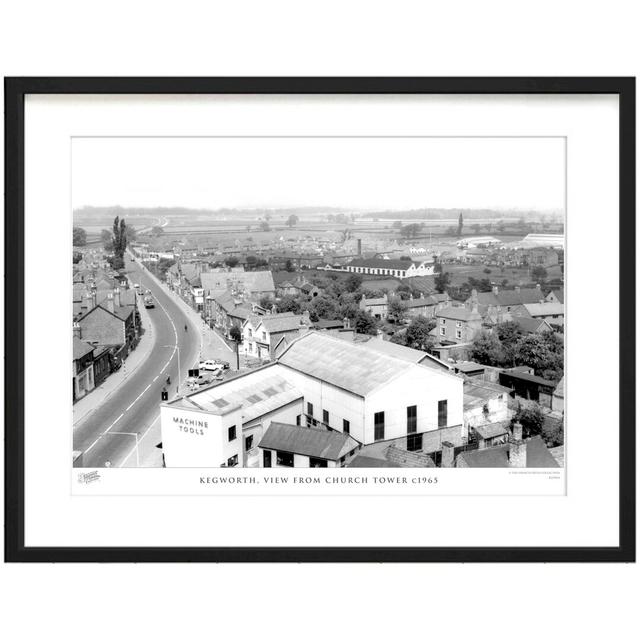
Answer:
198, 359, 224, 372
213, 359, 230, 370
144, 295, 155, 308
186, 371, 222, 388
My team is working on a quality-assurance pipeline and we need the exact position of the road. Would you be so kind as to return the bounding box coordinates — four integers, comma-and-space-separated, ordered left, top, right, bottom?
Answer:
73, 254, 202, 468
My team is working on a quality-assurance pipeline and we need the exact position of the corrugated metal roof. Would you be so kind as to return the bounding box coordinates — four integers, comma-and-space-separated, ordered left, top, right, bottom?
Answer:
259, 422, 359, 460
170, 367, 302, 423
277, 332, 453, 396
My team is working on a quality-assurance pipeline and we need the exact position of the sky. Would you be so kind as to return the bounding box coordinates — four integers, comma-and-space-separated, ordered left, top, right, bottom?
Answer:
72, 136, 565, 213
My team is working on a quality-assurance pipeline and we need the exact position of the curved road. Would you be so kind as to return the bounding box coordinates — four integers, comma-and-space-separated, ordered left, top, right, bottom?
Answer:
73, 254, 201, 468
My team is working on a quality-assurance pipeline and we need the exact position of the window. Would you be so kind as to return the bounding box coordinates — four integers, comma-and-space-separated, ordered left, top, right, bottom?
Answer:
374, 411, 385, 441
276, 450, 294, 467
261, 331, 266, 341
309, 457, 328, 468
343, 419, 350, 434
244, 434, 253, 451
227, 454, 238, 467
440, 327, 446, 336
323, 409, 329, 425
455, 329, 462, 339
228, 425, 236, 441
296, 414, 301, 426
263, 450, 272, 467
440, 318, 446, 324
307, 402, 313, 416
456, 321, 462, 327
438, 399, 448, 428
407, 433, 423, 452
407, 405, 417, 433
248, 328, 253, 337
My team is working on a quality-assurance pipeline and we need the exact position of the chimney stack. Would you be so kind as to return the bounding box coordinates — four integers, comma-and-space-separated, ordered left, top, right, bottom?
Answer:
106, 292, 115, 313
73, 322, 82, 339
441, 441, 455, 468
114, 287, 121, 308
508, 422, 527, 468
83, 293, 94, 311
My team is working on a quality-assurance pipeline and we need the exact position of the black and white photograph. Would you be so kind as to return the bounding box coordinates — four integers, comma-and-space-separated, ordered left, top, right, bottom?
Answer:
71, 136, 566, 472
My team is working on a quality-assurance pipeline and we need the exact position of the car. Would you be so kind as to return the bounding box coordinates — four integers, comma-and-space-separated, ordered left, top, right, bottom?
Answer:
213, 359, 230, 370
144, 295, 155, 308
198, 359, 224, 372
186, 372, 222, 388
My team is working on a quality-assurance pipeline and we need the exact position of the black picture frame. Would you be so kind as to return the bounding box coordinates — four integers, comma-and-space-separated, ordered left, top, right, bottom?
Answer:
4, 77, 636, 563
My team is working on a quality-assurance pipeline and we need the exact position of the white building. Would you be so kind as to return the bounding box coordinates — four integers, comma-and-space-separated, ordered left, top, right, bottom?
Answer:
344, 258, 435, 279
520, 233, 565, 250
160, 332, 464, 467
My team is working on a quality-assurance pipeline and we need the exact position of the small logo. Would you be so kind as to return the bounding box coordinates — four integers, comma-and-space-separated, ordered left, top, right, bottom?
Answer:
78, 470, 101, 484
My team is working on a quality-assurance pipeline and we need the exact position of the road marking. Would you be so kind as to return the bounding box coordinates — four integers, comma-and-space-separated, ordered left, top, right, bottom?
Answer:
119, 415, 161, 468
84, 413, 124, 454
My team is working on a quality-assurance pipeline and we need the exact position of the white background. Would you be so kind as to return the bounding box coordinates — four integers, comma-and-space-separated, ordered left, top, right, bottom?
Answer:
1, 2, 638, 640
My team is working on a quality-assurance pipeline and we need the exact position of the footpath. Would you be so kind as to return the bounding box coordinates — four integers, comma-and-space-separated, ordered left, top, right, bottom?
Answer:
72, 294, 157, 428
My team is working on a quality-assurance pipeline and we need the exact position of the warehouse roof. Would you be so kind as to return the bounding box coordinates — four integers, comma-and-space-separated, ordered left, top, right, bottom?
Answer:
349, 258, 413, 271
277, 332, 453, 396
258, 313, 308, 334
259, 422, 359, 461
168, 366, 302, 423
358, 337, 451, 370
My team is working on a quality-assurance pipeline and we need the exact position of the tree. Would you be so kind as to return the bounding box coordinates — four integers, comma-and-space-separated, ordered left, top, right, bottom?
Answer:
387, 298, 407, 324
73, 226, 87, 247
259, 295, 275, 310
392, 220, 403, 230
457, 212, 464, 238
259, 221, 270, 232
512, 403, 545, 439
399, 223, 423, 239
224, 256, 239, 268
354, 310, 378, 335
309, 295, 339, 321
531, 265, 548, 284
285, 259, 295, 272
434, 271, 451, 293
100, 228, 113, 251
513, 333, 562, 378
150, 226, 164, 236
156, 258, 176, 279
469, 330, 504, 366
275, 295, 303, 314
229, 325, 242, 342
286, 214, 298, 227
344, 273, 363, 293
405, 317, 435, 351
108, 216, 128, 270
495, 321, 524, 366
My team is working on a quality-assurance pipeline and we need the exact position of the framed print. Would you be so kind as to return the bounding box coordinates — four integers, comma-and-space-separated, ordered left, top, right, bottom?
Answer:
4, 77, 635, 562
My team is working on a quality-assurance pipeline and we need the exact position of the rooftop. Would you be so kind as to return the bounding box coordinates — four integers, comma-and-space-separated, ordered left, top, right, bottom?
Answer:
258, 313, 308, 334
258, 422, 359, 461
349, 258, 413, 270
436, 306, 482, 321
357, 336, 450, 369
167, 366, 302, 424
522, 302, 564, 317
73, 337, 94, 360
457, 436, 558, 468
277, 332, 454, 396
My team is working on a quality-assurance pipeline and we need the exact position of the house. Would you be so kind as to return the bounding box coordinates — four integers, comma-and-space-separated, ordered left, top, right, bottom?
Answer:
453, 423, 558, 468
345, 257, 435, 279
545, 288, 564, 304
404, 294, 439, 319
276, 280, 299, 297
466, 285, 546, 315
359, 293, 388, 319
73, 337, 95, 402
242, 312, 311, 360
258, 422, 361, 468
160, 331, 465, 467
526, 247, 559, 267
433, 305, 483, 344
513, 302, 564, 327
510, 316, 553, 334
76, 292, 139, 355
